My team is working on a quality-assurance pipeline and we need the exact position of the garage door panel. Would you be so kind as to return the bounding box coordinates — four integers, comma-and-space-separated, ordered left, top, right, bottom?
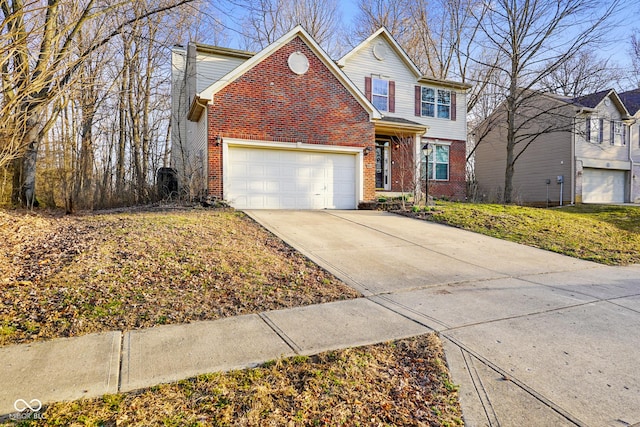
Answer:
583, 168, 625, 203
226, 146, 357, 209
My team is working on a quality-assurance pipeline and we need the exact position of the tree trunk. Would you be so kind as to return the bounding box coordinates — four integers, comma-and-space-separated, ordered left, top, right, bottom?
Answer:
12, 114, 43, 208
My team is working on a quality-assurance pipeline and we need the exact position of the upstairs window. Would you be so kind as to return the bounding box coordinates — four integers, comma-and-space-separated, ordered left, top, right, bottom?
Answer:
365, 77, 395, 113
416, 87, 455, 120
611, 121, 627, 146
586, 117, 603, 143
372, 78, 389, 111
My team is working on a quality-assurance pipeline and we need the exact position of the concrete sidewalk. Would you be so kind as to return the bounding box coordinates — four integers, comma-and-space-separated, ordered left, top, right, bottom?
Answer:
0, 299, 430, 416
2, 209, 639, 426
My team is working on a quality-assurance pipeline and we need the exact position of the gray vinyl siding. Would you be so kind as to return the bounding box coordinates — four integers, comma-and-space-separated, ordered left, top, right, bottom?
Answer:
340, 34, 467, 141
171, 43, 249, 192
170, 47, 188, 177
194, 110, 208, 162
474, 101, 573, 204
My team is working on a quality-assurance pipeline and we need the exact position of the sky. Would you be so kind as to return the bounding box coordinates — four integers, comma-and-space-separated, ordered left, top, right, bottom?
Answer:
206, 0, 637, 90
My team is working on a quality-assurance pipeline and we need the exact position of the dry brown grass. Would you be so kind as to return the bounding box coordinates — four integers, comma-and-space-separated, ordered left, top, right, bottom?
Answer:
0, 207, 358, 346
11, 334, 462, 426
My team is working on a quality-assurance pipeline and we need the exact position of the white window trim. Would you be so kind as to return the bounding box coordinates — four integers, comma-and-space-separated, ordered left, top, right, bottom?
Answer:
421, 87, 451, 120
421, 142, 450, 181
372, 78, 389, 112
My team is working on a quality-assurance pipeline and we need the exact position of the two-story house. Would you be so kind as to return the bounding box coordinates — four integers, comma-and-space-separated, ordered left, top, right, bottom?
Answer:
171, 26, 470, 209
474, 89, 637, 205
337, 28, 470, 200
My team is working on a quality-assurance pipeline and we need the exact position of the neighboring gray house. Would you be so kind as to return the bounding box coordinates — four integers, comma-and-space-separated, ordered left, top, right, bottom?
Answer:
618, 89, 640, 203
474, 89, 637, 205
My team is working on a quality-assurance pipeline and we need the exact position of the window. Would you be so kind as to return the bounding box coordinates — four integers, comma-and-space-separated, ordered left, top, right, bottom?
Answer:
372, 78, 389, 111
586, 117, 602, 143
420, 87, 451, 119
614, 121, 627, 146
421, 145, 449, 181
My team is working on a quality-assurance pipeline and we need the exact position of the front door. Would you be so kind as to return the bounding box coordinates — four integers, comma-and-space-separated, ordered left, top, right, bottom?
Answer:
375, 141, 390, 190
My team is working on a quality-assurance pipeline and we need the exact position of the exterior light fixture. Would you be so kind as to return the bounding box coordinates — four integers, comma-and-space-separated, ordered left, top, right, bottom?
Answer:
421, 143, 433, 204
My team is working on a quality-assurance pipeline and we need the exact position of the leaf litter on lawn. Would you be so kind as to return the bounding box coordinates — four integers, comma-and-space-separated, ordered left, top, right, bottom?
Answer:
0, 207, 359, 346
15, 333, 462, 426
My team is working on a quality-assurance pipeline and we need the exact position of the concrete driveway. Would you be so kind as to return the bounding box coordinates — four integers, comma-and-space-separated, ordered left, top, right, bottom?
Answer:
248, 210, 640, 427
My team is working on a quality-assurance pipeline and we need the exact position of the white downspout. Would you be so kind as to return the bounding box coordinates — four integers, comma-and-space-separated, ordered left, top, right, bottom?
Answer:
629, 120, 635, 203
571, 116, 576, 205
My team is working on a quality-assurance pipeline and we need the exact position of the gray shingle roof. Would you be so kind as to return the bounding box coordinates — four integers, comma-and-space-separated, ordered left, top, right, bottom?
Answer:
619, 89, 640, 115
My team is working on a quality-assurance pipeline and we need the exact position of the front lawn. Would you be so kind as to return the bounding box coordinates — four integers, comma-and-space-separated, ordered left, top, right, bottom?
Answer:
1, 334, 462, 427
427, 203, 640, 265
0, 207, 358, 346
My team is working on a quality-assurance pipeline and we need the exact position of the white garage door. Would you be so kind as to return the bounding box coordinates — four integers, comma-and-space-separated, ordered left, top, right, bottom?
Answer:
582, 168, 626, 203
226, 146, 357, 209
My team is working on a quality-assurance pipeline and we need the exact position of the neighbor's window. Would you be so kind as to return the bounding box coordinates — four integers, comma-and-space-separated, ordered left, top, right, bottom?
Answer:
421, 145, 450, 181
372, 78, 389, 111
421, 88, 451, 119
588, 117, 602, 143
613, 121, 627, 146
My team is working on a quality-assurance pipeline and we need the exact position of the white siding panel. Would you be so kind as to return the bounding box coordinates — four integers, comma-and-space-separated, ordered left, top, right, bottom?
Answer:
340, 34, 467, 141
195, 54, 247, 92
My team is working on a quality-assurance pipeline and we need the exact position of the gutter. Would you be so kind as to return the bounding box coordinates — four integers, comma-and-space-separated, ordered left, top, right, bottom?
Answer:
187, 95, 209, 122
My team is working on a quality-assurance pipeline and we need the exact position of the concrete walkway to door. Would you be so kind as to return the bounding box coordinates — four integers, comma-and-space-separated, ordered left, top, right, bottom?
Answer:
247, 210, 640, 427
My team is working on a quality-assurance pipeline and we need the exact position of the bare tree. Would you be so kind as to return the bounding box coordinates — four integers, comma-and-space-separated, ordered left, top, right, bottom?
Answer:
239, 0, 342, 54
473, 0, 623, 203
0, 0, 194, 208
538, 51, 624, 97
352, 0, 497, 114
350, 0, 410, 42
629, 34, 640, 88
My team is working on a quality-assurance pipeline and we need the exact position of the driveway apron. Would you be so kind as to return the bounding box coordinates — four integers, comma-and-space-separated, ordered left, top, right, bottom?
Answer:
247, 210, 640, 427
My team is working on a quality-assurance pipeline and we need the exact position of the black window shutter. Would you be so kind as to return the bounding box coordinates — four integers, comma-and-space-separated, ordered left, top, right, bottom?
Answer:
586, 118, 590, 141
610, 120, 615, 145
415, 86, 421, 116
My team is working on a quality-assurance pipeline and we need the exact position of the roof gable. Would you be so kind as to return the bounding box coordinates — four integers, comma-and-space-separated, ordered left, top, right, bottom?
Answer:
337, 27, 422, 78
196, 25, 380, 121
572, 89, 630, 118
572, 89, 611, 108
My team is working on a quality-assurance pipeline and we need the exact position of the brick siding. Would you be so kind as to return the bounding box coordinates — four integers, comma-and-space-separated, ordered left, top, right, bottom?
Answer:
419, 139, 467, 201
385, 137, 467, 201
206, 36, 376, 201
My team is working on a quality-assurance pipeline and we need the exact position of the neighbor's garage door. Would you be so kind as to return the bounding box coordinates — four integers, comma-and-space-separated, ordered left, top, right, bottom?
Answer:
226, 146, 357, 209
582, 168, 626, 203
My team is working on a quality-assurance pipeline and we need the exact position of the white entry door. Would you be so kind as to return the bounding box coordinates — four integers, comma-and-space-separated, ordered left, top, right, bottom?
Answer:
226, 146, 357, 209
